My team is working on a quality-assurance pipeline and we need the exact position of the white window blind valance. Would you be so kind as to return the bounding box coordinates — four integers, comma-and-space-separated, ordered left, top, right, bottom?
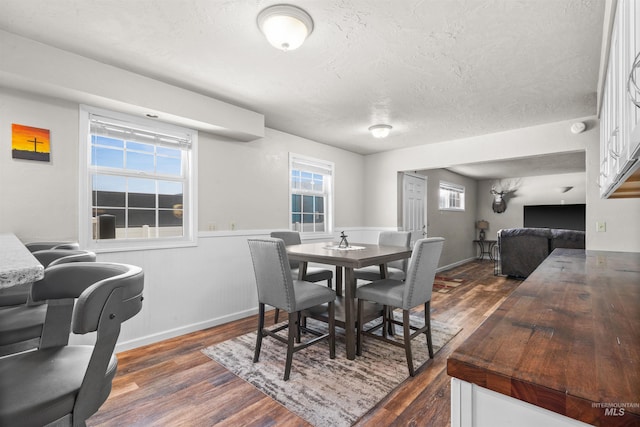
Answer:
440, 181, 464, 193
290, 156, 333, 176
90, 114, 191, 149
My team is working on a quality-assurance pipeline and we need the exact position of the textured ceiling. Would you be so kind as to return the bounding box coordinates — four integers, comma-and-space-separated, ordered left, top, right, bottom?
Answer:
0, 0, 604, 162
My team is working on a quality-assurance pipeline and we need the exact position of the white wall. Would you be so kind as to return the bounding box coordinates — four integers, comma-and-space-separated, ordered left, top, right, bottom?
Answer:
417, 169, 478, 266
364, 117, 640, 253
0, 87, 364, 237
0, 88, 79, 241
198, 127, 364, 231
476, 172, 586, 237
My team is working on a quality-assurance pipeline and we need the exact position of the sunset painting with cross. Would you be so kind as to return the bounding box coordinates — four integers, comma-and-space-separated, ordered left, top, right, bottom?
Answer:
12, 123, 50, 162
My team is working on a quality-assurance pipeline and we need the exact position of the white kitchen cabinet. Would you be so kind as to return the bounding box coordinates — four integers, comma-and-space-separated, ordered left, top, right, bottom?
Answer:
600, 0, 640, 198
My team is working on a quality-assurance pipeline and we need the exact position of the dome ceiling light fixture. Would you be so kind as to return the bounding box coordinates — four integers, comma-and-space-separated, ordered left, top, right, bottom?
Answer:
257, 4, 314, 51
368, 124, 393, 138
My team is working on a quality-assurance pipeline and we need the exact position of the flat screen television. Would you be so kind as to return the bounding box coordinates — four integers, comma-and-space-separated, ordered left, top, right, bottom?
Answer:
523, 204, 586, 231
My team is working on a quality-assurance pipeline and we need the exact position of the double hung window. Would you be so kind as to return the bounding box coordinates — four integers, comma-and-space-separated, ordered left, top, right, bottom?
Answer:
289, 154, 333, 234
79, 106, 197, 250
439, 181, 465, 211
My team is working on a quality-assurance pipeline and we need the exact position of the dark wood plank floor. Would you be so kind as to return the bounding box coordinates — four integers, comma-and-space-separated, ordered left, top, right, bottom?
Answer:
87, 260, 521, 427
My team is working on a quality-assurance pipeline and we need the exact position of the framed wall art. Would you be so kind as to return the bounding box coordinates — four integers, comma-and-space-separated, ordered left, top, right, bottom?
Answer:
12, 123, 51, 162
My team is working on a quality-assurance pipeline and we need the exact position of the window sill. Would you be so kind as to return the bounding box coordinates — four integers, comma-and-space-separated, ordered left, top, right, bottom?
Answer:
299, 233, 336, 242
86, 238, 197, 253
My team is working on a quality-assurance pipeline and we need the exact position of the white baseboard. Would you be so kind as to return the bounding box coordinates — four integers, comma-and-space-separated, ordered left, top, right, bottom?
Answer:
437, 256, 477, 273
115, 307, 261, 353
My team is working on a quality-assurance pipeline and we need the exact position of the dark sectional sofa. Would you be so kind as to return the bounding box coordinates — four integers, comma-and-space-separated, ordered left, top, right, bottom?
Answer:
497, 227, 586, 278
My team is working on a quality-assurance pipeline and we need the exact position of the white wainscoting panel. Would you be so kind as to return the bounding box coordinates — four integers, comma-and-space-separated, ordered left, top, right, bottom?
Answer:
68, 227, 460, 352
69, 228, 382, 352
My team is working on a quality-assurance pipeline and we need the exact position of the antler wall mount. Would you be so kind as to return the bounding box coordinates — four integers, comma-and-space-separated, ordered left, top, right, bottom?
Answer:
491, 187, 507, 213
490, 179, 520, 214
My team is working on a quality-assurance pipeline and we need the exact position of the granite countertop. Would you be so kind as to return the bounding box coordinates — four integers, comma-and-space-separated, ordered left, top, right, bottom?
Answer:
0, 233, 45, 289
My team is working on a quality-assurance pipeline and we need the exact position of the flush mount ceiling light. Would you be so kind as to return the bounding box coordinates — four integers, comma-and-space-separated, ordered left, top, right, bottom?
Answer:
368, 124, 393, 138
257, 4, 314, 51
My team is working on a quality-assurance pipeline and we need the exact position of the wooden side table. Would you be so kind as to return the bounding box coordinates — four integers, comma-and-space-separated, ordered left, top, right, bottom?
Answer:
472, 239, 497, 261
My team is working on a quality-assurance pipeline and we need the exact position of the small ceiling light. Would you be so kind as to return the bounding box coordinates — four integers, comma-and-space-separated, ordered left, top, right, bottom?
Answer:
570, 122, 586, 134
368, 124, 393, 138
257, 4, 314, 51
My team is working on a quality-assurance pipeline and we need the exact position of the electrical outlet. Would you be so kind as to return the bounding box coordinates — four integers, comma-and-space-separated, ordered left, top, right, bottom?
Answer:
208, 223, 216, 231
596, 221, 606, 232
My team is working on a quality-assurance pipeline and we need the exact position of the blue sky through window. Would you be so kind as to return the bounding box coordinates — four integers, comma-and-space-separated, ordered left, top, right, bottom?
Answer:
91, 136, 183, 195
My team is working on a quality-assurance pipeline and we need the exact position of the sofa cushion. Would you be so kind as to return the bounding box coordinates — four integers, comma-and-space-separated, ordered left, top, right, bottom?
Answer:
550, 229, 585, 251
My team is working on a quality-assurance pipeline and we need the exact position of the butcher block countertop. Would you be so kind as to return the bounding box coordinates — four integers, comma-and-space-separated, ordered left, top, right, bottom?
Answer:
447, 248, 640, 426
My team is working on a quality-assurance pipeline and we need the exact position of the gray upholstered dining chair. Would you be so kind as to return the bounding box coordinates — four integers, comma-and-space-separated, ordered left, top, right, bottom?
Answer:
0, 249, 97, 356
0, 261, 144, 427
248, 238, 336, 381
24, 241, 80, 252
354, 231, 412, 281
356, 237, 444, 376
270, 231, 334, 323
0, 244, 83, 307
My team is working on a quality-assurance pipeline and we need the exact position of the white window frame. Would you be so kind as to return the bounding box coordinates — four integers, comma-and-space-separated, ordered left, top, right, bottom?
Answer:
289, 153, 334, 236
79, 105, 198, 252
439, 181, 465, 211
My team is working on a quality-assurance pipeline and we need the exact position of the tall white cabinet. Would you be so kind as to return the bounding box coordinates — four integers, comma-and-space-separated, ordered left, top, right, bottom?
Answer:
600, 0, 640, 198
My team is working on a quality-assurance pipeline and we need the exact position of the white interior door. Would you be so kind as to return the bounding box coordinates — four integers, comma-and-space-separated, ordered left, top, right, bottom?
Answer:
402, 173, 427, 245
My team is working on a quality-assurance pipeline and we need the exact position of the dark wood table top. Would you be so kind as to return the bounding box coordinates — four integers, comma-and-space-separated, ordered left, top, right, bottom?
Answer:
286, 242, 412, 269
447, 248, 640, 426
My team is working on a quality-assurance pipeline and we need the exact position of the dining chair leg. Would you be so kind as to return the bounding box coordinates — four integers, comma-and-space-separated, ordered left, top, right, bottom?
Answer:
328, 300, 336, 359
295, 312, 301, 343
274, 307, 280, 324
382, 305, 389, 339
403, 309, 415, 376
284, 311, 298, 381
254, 303, 265, 363
425, 302, 434, 358
356, 299, 364, 356
387, 307, 395, 336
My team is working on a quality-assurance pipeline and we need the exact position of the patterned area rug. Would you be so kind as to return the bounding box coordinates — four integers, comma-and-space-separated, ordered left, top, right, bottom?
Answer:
202, 315, 461, 427
433, 276, 466, 293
